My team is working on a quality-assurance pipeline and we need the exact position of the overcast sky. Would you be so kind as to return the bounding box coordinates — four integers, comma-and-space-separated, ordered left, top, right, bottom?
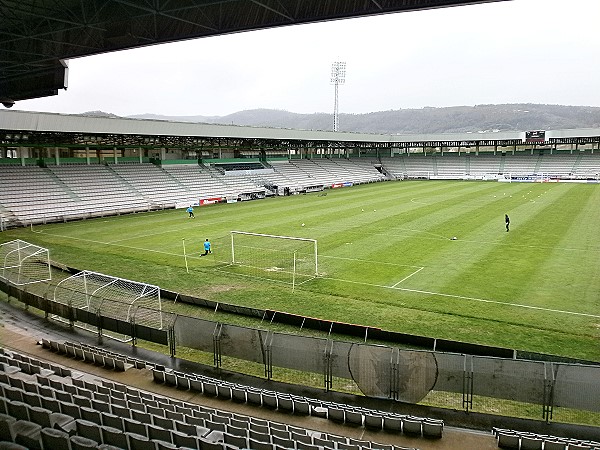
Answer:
14, 0, 600, 117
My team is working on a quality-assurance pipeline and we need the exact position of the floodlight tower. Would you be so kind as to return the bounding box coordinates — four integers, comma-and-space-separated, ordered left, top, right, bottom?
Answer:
330, 61, 346, 132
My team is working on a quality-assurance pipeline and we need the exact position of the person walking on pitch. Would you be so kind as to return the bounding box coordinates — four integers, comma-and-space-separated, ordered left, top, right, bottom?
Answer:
186, 206, 195, 218
200, 238, 211, 256
505, 214, 510, 232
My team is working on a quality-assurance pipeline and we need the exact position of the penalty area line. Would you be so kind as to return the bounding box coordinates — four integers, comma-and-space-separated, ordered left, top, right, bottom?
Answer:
390, 266, 424, 288
319, 276, 600, 319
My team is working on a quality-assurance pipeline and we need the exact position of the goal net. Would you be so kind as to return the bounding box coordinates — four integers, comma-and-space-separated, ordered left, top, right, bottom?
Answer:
0, 239, 51, 285
227, 231, 318, 288
54, 270, 163, 330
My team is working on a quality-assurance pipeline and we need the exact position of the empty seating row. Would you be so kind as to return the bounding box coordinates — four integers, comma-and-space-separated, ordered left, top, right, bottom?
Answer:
493, 427, 600, 450
152, 366, 443, 439
1, 353, 418, 450
42, 339, 137, 372
1, 350, 70, 378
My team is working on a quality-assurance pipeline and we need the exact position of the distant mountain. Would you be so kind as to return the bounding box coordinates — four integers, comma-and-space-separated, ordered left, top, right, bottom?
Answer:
127, 113, 220, 123
123, 104, 600, 134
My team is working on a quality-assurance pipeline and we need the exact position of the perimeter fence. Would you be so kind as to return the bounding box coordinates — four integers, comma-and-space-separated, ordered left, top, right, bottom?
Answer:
0, 270, 599, 427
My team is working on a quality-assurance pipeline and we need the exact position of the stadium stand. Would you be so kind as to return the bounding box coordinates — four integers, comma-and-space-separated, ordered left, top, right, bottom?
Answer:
0, 342, 426, 450
108, 163, 195, 208
1, 154, 600, 228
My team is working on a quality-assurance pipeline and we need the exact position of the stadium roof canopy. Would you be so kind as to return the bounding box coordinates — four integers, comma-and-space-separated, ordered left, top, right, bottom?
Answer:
2, 110, 599, 149
1, 0, 509, 107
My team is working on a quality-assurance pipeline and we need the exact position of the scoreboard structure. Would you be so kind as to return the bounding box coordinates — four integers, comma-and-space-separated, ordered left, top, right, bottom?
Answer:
526, 130, 546, 143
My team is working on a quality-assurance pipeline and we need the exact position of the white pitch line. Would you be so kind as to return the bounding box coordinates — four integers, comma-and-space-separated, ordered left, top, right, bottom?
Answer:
391, 266, 424, 288
30, 229, 194, 259
30, 229, 600, 319
319, 276, 600, 319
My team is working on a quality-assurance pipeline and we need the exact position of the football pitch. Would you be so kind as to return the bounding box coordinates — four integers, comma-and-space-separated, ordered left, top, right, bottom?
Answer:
3, 180, 600, 361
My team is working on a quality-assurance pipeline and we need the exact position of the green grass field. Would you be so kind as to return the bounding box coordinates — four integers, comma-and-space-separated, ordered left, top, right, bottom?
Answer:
3, 180, 600, 361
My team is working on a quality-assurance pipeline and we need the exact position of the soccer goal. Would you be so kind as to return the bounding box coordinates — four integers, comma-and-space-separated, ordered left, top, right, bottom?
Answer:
53, 270, 163, 338
0, 239, 51, 285
228, 231, 318, 289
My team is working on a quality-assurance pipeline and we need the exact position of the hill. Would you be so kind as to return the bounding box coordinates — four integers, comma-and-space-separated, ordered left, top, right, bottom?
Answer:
126, 104, 600, 134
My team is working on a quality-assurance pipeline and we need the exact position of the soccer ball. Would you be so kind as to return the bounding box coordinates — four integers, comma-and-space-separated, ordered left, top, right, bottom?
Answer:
361, 209, 364, 212
301, 223, 305, 227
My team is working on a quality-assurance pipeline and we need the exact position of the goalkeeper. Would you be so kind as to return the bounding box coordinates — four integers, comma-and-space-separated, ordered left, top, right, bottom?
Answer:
200, 238, 212, 256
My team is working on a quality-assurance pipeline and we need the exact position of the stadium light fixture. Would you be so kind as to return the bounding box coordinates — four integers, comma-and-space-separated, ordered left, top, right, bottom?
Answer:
331, 61, 346, 132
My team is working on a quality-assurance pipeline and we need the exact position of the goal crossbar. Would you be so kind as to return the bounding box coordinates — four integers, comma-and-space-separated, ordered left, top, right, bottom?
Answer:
230, 230, 318, 276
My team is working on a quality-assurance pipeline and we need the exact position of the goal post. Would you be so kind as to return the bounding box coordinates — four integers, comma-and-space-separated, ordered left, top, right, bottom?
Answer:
0, 239, 51, 285
229, 231, 318, 287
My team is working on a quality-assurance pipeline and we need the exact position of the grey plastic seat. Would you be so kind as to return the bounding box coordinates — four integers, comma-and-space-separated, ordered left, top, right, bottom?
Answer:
248, 428, 271, 443
247, 437, 273, 450
327, 406, 345, 423
127, 432, 154, 450
344, 409, 363, 426
102, 424, 129, 448
292, 398, 310, 415
171, 430, 198, 448
110, 403, 130, 419
79, 406, 101, 424
202, 381, 218, 397
153, 415, 174, 430
70, 435, 99, 449
152, 369, 166, 384
164, 372, 177, 387
189, 378, 203, 393
246, 389, 262, 405
152, 441, 178, 450
226, 424, 248, 438
224, 431, 248, 448
3, 388, 23, 403
12, 420, 42, 450
272, 435, 295, 448
123, 417, 147, 436
422, 419, 444, 438
231, 386, 246, 403
543, 441, 567, 450
100, 412, 122, 430
6, 401, 29, 421
72, 394, 92, 409
262, 392, 278, 409
59, 401, 81, 420
402, 417, 422, 436
497, 431, 520, 449
40, 427, 70, 450
98, 445, 124, 450
175, 374, 190, 390
165, 410, 184, 422
28, 405, 75, 433
338, 442, 360, 450
76, 418, 103, 443
131, 410, 151, 424
0, 413, 17, 441
520, 436, 543, 450
277, 394, 294, 412
54, 391, 72, 403
296, 441, 320, 450
146, 423, 172, 443
217, 384, 232, 400
40, 397, 60, 414
364, 412, 383, 429
175, 419, 207, 437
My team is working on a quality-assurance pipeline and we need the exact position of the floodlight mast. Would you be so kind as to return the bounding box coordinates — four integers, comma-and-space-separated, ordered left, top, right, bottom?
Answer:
331, 61, 346, 132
